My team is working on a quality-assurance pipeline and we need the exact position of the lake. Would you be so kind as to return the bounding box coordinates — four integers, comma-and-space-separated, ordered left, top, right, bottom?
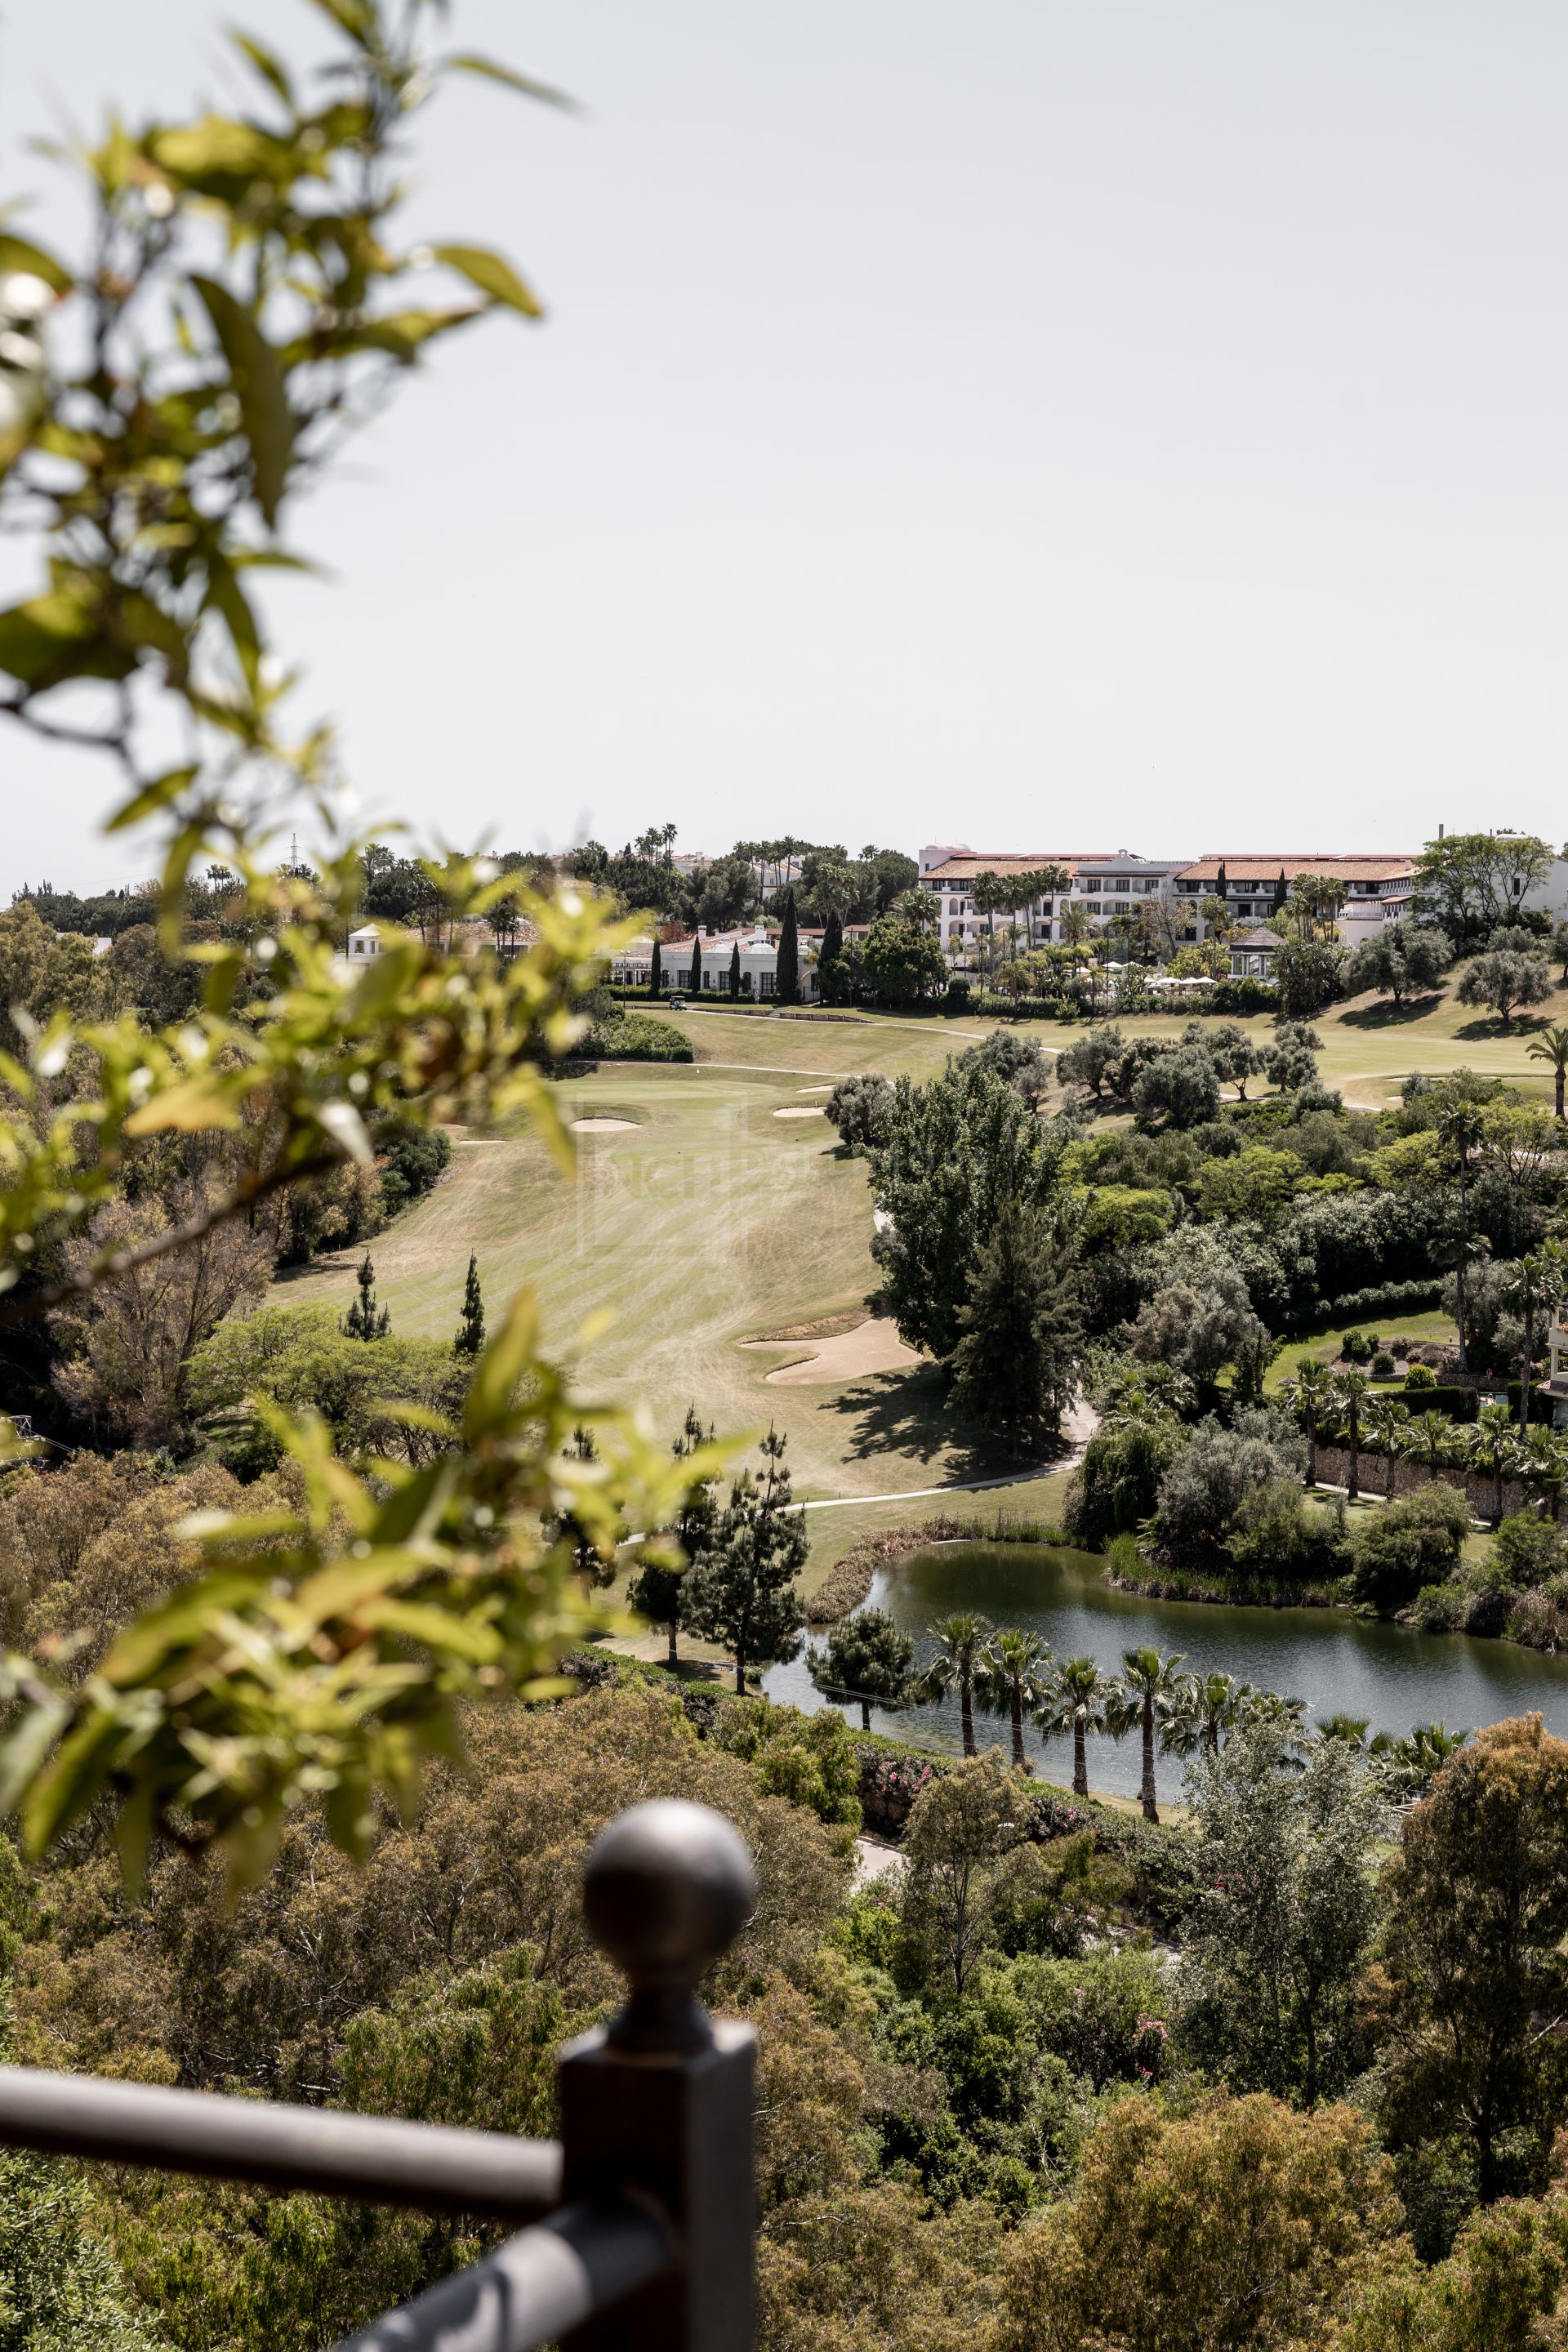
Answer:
763, 1541, 1568, 1804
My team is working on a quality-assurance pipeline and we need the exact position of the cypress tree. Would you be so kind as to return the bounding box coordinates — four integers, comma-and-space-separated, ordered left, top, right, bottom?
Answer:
649, 937, 662, 998
341, 1250, 390, 1340
819, 906, 844, 1003
689, 929, 703, 993
776, 889, 800, 1005
453, 1253, 485, 1356
728, 941, 741, 999
1272, 869, 1288, 915
950, 1203, 1083, 1450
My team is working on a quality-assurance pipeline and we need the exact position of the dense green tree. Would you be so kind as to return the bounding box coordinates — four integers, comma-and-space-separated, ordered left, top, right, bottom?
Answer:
1375, 1716, 1568, 2207
1456, 948, 1551, 1028
996, 2093, 1405, 2352
870, 1060, 1066, 1361
1178, 1717, 1386, 2103
809, 1607, 915, 1732
950, 1203, 1083, 1449
1276, 936, 1348, 1017
825, 1071, 894, 1154
1414, 831, 1554, 948
898, 1753, 1028, 1996
858, 909, 949, 1004
684, 1428, 808, 1692
1057, 1022, 1125, 1100
1348, 1483, 1471, 1615
728, 940, 742, 998
1348, 919, 1454, 1003
1131, 1044, 1222, 1129
648, 936, 662, 997
186, 1307, 469, 1472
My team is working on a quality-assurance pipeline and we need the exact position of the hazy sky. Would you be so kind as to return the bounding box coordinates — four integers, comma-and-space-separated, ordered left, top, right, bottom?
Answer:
2, 0, 1566, 889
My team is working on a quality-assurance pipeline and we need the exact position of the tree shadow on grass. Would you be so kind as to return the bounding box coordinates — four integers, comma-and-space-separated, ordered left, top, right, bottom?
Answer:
1453, 1012, 1554, 1041
822, 1361, 1075, 1486
1338, 991, 1446, 1029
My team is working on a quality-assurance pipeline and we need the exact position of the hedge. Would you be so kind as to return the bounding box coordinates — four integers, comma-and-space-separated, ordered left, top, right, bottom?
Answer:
1307, 1280, 1445, 1329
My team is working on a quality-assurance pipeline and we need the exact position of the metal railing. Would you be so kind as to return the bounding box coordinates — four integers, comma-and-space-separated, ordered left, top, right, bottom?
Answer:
0, 1797, 758, 2352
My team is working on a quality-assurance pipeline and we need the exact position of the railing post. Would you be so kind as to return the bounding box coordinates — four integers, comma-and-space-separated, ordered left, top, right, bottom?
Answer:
559, 1798, 758, 2352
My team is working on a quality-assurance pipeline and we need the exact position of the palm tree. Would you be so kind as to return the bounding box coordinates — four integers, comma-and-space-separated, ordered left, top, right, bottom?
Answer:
1316, 1713, 1373, 1750
1437, 1100, 1487, 1371
1408, 1407, 1459, 1477
1526, 1023, 1568, 1122
974, 1628, 1051, 1771
918, 1612, 991, 1757
1035, 1655, 1114, 1797
1336, 1369, 1370, 1501
1286, 1358, 1334, 1486
1379, 1721, 1472, 1803
969, 871, 1009, 969
1507, 1239, 1565, 1435
1519, 1425, 1568, 1524
1468, 1401, 1517, 1526
1165, 1668, 1251, 1757
1111, 1647, 1187, 1824
1363, 1395, 1410, 1499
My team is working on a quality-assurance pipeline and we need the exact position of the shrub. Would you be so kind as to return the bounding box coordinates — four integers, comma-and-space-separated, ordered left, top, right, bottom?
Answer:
1342, 1332, 1369, 1363
376, 1124, 452, 1220
1153, 1413, 1306, 1560
1404, 1362, 1437, 1390
1371, 1351, 1396, 1378
1224, 1478, 1322, 1574
826, 1071, 894, 1154
1063, 1419, 1183, 1548
1348, 1485, 1472, 1616
1494, 1512, 1568, 1591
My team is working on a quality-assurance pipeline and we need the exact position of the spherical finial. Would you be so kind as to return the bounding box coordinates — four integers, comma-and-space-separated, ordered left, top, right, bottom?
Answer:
583, 1801, 755, 2049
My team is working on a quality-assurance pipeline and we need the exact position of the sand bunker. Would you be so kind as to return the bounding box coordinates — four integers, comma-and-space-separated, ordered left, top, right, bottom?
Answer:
773, 1106, 826, 1120
570, 1116, 641, 1132
744, 1318, 920, 1386
797, 1084, 835, 1094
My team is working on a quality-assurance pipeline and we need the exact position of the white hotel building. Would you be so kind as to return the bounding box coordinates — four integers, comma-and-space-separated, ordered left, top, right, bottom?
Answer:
918, 846, 1187, 960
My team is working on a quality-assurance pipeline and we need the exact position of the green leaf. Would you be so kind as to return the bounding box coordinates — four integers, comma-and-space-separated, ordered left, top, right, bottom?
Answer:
149, 115, 298, 187
229, 30, 296, 107
0, 233, 71, 295
191, 274, 296, 525
0, 591, 134, 688
205, 556, 261, 688
104, 764, 198, 835
308, 0, 377, 46
0, 1686, 71, 1822
430, 243, 542, 321
443, 54, 577, 110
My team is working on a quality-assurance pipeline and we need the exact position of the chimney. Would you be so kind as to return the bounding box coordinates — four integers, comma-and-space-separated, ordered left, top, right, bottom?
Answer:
1438, 823, 1445, 840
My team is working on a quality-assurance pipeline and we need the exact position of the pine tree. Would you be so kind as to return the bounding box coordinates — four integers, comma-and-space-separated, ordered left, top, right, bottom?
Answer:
812, 1606, 915, 1732
728, 941, 741, 999
627, 1404, 717, 1667
649, 937, 662, 998
776, 889, 799, 1005
684, 1425, 807, 1691
341, 1250, 390, 1340
950, 1203, 1083, 1450
452, 1253, 485, 1356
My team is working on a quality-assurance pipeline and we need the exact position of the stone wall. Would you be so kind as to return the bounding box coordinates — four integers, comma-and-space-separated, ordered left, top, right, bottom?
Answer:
1311, 1444, 1542, 1522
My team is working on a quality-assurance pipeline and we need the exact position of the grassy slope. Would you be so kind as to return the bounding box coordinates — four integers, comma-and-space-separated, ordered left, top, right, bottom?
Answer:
277, 970, 1548, 1602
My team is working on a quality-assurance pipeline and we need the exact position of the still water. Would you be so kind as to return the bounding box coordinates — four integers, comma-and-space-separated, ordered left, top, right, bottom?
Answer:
763, 1543, 1568, 1805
